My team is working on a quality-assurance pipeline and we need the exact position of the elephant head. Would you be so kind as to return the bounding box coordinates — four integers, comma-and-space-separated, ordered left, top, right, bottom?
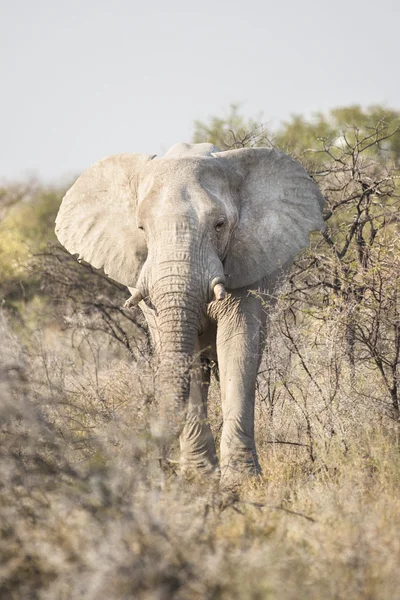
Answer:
55, 143, 324, 440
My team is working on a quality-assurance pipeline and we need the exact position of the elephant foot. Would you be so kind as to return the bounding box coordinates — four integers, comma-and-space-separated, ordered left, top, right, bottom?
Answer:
180, 417, 219, 477
180, 445, 219, 477
181, 461, 220, 482
220, 450, 262, 487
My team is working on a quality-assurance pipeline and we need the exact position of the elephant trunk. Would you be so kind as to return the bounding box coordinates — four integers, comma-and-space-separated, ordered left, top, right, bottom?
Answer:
140, 221, 225, 444
151, 276, 203, 443
144, 242, 205, 443
155, 310, 198, 438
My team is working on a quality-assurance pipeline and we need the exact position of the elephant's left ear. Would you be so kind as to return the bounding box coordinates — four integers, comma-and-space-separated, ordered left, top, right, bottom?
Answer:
214, 148, 325, 289
55, 153, 155, 287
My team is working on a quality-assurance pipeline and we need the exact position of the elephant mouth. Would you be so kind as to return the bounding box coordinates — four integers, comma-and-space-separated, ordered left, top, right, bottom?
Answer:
143, 296, 157, 314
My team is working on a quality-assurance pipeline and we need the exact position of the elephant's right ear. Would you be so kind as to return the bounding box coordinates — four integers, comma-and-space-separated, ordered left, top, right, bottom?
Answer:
55, 153, 155, 287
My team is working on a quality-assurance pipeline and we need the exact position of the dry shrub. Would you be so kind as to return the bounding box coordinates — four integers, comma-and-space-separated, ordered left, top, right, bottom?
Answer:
1, 122, 399, 599
1, 305, 400, 600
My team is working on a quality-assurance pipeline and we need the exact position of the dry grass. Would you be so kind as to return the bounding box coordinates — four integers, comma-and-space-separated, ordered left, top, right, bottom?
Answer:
1, 308, 400, 600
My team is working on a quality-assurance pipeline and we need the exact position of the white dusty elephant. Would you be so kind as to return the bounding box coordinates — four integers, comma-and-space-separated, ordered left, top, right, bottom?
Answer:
55, 142, 324, 483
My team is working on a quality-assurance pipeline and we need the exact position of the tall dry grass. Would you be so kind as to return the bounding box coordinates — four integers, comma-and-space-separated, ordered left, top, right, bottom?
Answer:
2, 118, 399, 598
1, 303, 400, 600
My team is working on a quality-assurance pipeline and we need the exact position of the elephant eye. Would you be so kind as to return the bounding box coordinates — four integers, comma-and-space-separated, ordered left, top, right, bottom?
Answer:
215, 219, 225, 232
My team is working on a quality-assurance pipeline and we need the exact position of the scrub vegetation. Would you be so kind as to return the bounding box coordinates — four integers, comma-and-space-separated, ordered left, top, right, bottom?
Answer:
1, 104, 399, 599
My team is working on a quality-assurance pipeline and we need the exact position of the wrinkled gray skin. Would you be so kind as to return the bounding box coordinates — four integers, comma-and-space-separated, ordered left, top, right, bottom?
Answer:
55, 142, 324, 483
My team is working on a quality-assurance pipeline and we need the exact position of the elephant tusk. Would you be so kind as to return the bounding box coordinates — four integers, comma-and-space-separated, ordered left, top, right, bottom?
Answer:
123, 288, 143, 308
213, 282, 226, 301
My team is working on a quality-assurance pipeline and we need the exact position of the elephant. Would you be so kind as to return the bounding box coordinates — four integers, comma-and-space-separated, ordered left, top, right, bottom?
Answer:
55, 142, 324, 483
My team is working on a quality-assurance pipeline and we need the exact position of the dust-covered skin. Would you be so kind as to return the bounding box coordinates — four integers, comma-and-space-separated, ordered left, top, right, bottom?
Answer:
55, 143, 324, 483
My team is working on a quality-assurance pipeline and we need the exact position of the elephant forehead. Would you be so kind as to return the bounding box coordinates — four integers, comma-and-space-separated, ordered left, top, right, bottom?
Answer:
139, 155, 214, 182
137, 181, 220, 223
138, 157, 233, 210
143, 155, 234, 182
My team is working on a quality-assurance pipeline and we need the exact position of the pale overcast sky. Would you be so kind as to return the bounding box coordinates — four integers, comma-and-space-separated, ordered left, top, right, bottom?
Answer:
1, 0, 399, 182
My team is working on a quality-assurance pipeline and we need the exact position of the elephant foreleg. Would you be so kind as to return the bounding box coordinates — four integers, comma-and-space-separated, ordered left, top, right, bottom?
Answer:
215, 290, 264, 483
180, 351, 219, 474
